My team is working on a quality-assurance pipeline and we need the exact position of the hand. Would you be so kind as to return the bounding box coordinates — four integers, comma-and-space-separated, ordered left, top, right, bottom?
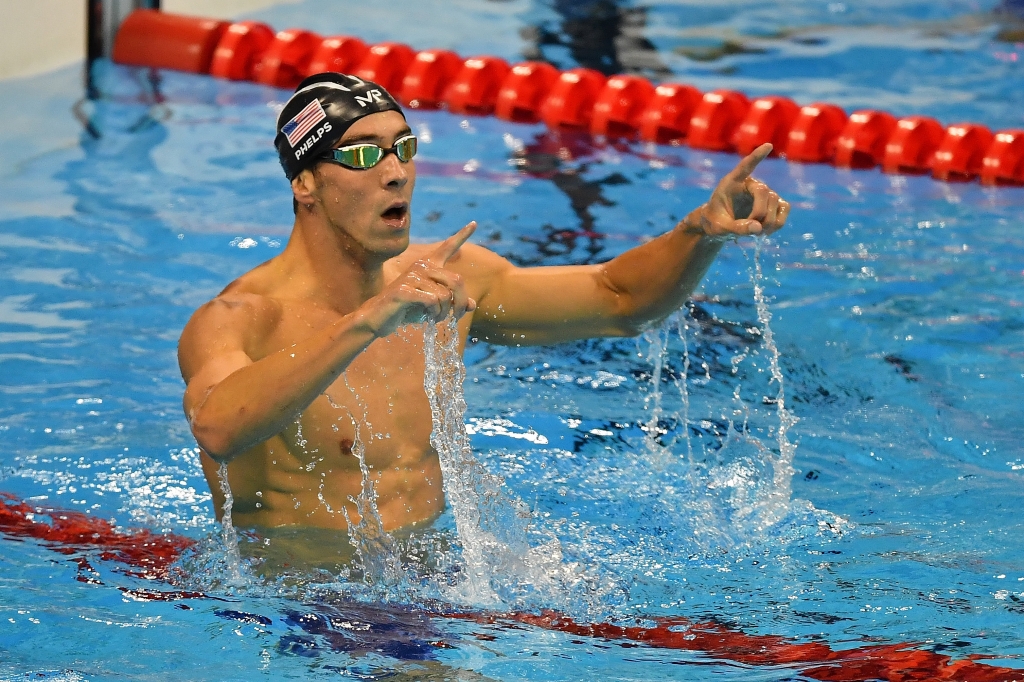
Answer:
697, 143, 791, 240
362, 222, 478, 337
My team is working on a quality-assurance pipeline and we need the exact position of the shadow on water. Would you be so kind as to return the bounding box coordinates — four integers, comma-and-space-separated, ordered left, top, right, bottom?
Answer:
505, 131, 634, 266
518, 0, 670, 77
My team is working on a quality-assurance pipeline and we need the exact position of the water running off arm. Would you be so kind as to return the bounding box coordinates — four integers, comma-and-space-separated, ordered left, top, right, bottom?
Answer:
469, 143, 790, 345
177, 223, 478, 462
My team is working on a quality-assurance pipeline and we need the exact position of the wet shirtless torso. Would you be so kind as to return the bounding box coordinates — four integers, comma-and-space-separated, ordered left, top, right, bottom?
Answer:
192, 244, 482, 533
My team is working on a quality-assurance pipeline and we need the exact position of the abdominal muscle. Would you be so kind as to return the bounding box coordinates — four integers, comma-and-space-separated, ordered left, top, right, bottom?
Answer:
200, 329, 448, 533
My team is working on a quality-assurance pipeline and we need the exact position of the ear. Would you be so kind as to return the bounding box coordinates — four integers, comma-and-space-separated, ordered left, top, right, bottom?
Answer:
291, 169, 317, 212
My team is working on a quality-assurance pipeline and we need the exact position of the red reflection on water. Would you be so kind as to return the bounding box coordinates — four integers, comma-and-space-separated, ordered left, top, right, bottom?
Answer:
2, 491, 1020, 680
476, 610, 1022, 682
0, 491, 195, 580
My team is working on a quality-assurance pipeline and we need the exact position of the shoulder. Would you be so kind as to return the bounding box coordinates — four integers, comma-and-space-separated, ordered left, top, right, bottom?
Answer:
388, 240, 513, 288
396, 240, 511, 270
186, 289, 282, 329
448, 243, 515, 302
184, 256, 290, 339
178, 289, 282, 379
447, 242, 512, 271
429, 240, 514, 280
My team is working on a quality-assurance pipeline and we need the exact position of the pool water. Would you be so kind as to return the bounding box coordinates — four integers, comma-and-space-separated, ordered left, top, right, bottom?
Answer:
2, 0, 1024, 679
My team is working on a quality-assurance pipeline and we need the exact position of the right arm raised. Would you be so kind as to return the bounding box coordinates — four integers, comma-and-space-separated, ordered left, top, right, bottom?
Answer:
178, 293, 380, 462
178, 222, 478, 463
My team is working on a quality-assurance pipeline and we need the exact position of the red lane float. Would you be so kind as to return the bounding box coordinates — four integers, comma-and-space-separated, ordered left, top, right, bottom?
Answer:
786, 103, 847, 163
732, 96, 799, 156
2, 491, 1019, 682
494, 61, 560, 123
400, 49, 462, 109
591, 75, 655, 139
111, 9, 228, 74
208, 21, 275, 81
307, 36, 368, 76
445, 56, 511, 116
688, 90, 750, 152
981, 129, 1024, 185
540, 68, 607, 131
255, 28, 322, 89
110, 9, 1024, 189
353, 42, 416, 94
933, 123, 995, 182
882, 115, 945, 175
637, 83, 703, 144
834, 110, 897, 169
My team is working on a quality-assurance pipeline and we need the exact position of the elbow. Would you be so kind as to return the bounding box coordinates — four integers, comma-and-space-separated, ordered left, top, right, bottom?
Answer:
604, 290, 658, 338
597, 260, 691, 336
598, 266, 667, 333
189, 411, 243, 463
606, 292, 674, 338
607, 290, 671, 337
610, 315, 660, 338
596, 268, 645, 336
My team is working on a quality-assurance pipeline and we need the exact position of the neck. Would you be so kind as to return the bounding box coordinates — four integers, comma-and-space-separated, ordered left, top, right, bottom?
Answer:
279, 206, 390, 314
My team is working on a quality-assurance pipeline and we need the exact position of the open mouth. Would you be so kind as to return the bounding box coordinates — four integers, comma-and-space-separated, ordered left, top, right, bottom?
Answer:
381, 202, 409, 225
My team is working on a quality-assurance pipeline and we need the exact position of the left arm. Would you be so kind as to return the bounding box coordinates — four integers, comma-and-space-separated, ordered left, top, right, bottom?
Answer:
468, 143, 790, 345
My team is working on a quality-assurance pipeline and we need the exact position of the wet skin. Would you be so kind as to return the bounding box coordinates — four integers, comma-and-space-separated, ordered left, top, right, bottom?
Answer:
177, 111, 790, 532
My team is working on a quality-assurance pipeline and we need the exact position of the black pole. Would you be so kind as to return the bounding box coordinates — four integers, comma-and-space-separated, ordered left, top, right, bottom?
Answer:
86, 0, 103, 98
86, 0, 161, 97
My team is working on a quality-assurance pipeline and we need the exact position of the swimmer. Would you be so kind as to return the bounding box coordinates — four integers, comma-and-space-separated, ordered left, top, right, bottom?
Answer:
177, 72, 789, 534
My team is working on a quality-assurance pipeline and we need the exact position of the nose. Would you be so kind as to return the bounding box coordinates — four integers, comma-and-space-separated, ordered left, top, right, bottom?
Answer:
378, 151, 410, 190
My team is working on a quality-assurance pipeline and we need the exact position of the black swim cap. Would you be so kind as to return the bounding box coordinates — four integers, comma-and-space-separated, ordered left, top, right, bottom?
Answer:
274, 72, 405, 180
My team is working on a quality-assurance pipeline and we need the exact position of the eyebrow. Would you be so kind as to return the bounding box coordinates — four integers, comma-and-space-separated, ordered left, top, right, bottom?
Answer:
338, 126, 414, 147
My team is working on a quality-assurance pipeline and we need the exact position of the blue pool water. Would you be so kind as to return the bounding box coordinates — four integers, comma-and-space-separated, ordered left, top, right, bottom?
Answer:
2, 0, 1024, 679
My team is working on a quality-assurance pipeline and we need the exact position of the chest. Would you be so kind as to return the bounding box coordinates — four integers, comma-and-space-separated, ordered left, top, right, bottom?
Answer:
261, 306, 435, 465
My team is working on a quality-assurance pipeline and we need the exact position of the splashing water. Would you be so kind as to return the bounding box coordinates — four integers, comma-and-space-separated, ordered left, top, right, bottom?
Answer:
749, 236, 799, 527
216, 462, 243, 583
423, 315, 502, 603
423, 315, 598, 611
324, 390, 404, 591
675, 315, 694, 465
642, 325, 669, 456
639, 237, 832, 553
341, 423, 405, 591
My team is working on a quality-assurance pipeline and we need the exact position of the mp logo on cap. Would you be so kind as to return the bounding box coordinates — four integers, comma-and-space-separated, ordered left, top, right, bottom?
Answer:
354, 90, 384, 108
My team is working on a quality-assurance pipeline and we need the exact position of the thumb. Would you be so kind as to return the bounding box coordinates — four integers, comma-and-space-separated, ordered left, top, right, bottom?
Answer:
730, 218, 763, 235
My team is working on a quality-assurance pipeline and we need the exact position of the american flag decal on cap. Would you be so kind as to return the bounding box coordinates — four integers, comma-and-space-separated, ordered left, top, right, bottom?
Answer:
282, 99, 327, 148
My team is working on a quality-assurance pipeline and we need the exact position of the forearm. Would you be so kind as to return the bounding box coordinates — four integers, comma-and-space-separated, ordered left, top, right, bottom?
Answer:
189, 310, 378, 461
601, 205, 725, 328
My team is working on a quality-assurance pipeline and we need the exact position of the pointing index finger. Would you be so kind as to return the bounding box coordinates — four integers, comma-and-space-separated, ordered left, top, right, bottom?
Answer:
430, 221, 477, 264
725, 143, 773, 184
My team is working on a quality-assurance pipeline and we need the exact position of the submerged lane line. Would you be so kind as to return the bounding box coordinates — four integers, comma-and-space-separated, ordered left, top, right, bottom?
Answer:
0, 492, 1019, 681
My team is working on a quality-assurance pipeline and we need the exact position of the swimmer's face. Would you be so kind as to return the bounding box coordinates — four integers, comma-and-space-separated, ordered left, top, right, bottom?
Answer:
292, 110, 415, 261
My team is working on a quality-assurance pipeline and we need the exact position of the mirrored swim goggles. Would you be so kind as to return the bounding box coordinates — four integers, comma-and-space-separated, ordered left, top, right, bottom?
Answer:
320, 134, 418, 170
